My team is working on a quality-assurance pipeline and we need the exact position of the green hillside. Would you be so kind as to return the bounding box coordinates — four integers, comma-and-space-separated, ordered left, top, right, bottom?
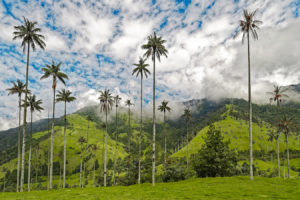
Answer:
171, 104, 300, 177
1, 176, 300, 200
0, 114, 128, 183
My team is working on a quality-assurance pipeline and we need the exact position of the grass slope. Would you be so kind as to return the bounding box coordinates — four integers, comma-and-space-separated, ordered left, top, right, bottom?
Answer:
1, 176, 300, 200
0, 114, 127, 181
173, 111, 300, 158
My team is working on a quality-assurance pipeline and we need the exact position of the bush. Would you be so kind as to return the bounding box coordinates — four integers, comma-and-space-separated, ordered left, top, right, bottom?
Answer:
162, 159, 196, 182
192, 125, 238, 177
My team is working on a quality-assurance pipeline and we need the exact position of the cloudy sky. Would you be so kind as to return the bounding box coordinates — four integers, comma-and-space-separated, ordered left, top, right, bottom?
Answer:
0, 0, 300, 130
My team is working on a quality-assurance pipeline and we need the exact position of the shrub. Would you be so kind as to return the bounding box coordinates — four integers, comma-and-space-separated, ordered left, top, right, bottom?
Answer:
192, 125, 238, 177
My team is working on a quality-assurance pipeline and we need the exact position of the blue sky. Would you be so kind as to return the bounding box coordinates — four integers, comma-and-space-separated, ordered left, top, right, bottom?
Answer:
1, 0, 300, 130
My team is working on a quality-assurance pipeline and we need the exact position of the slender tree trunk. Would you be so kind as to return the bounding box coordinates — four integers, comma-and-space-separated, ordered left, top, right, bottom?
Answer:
59, 165, 61, 188
27, 111, 33, 192
17, 94, 21, 192
83, 163, 86, 187
138, 77, 143, 184
47, 111, 50, 190
3, 174, 5, 192
285, 134, 290, 178
63, 101, 67, 188
247, 32, 254, 180
164, 111, 166, 166
35, 145, 38, 184
20, 42, 30, 192
128, 106, 131, 153
50, 85, 56, 189
276, 132, 280, 177
80, 145, 82, 188
93, 160, 96, 187
186, 120, 189, 169
113, 104, 118, 186
271, 141, 273, 170
104, 107, 108, 187
152, 55, 156, 187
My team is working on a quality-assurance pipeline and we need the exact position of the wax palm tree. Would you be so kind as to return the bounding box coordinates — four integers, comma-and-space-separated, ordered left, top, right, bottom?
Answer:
78, 136, 87, 188
234, 9, 262, 181
158, 100, 171, 166
279, 115, 294, 179
99, 89, 114, 187
6, 80, 26, 192
23, 94, 43, 191
267, 131, 276, 171
113, 95, 121, 185
56, 89, 76, 188
125, 99, 134, 153
142, 32, 168, 186
13, 17, 46, 191
40, 61, 68, 189
132, 57, 150, 184
268, 85, 288, 177
182, 108, 191, 169
268, 85, 289, 108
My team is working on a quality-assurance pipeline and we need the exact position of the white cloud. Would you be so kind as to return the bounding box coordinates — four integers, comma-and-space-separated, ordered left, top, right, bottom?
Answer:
1, 0, 300, 131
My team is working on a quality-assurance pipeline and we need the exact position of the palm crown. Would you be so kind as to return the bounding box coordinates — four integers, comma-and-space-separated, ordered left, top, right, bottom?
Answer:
279, 115, 294, 135
142, 32, 168, 61
234, 9, 262, 43
99, 89, 114, 113
267, 131, 276, 142
40, 61, 68, 89
182, 108, 191, 122
6, 80, 27, 97
78, 136, 87, 145
132, 57, 151, 79
114, 95, 122, 107
13, 17, 46, 52
24, 94, 44, 112
268, 85, 289, 107
158, 100, 171, 113
56, 89, 76, 103
125, 99, 133, 107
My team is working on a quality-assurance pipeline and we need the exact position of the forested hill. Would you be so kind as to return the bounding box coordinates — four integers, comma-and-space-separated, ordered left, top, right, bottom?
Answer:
1, 97, 300, 165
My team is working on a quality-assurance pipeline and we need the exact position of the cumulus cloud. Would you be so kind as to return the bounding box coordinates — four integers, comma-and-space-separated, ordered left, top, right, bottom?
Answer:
1, 0, 300, 130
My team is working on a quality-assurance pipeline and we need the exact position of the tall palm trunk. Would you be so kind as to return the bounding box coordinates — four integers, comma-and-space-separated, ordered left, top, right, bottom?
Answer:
47, 111, 50, 190
93, 160, 96, 186
17, 94, 21, 192
285, 134, 290, 178
152, 54, 156, 186
138, 77, 143, 184
186, 120, 189, 169
276, 131, 280, 177
27, 111, 33, 191
113, 105, 118, 185
163, 111, 166, 166
104, 107, 108, 187
63, 101, 67, 188
80, 144, 83, 188
247, 32, 254, 180
20, 41, 30, 192
35, 145, 39, 184
128, 106, 131, 152
270, 141, 273, 170
49, 84, 56, 189
3, 173, 5, 192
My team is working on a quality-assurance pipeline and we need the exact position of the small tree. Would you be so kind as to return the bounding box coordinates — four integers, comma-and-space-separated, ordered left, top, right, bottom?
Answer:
192, 125, 237, 177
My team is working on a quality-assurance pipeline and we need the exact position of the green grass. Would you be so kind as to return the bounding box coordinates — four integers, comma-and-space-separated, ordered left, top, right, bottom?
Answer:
172, 115, 300, 158
0, 114, 128, 179
1, 176, 300, 200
